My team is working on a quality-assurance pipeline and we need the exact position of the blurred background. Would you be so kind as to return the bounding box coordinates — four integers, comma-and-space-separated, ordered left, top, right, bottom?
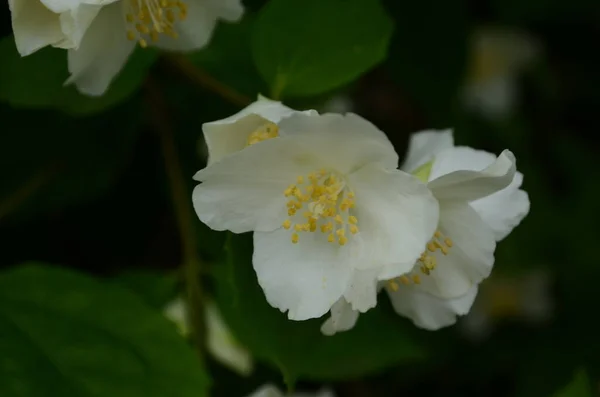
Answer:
0, 0, 599, 396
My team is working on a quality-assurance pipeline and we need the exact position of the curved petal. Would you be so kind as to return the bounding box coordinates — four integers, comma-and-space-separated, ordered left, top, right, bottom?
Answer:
387, 284, 478, 330
416, 202, 495, 298
253, 229, 354, 321
192, 136, 317, 233
348, 164, 439, 273
9, 0, 65, 56
246, 384, 283, 397
152, 0, 243, 52
320, 298, 359, 336
470, 171, 530, 241
203, 96, 311, 164
277, 112, 399, 172
402, 129, 454, 173
56, 3, 102, 49
343, 268, 381, 313
428, 149, 516, 202
65, 3, 135, 96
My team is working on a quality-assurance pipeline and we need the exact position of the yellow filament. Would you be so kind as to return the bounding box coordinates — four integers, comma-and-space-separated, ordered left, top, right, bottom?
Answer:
125, 0, 188, 48
246, 122, 279, 146
388, 229, 454, 289
282, 170, 358, 245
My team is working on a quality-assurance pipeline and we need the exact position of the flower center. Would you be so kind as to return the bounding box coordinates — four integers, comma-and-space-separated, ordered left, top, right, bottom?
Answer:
125, 0, 188, 48
281, 170, 358, 246
246, 122, 279, 146
387, 230, 454, 291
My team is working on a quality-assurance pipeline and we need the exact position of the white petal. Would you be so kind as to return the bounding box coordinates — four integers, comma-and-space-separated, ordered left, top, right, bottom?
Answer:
65, 3, 135, 96
277, 112, 399, 172
387, 284, 478, 330
253, 229, 354, 321
417, 202, 495, 298
205, 301, 253, 376
428, 149, 516, 202
470, 171, 530, 241
163, 297, 189, 335
348, 164, 439, 273
320, 298, 359, 336
193, 137, 314, 233
8, 0, 65, 56
56, 4, 102, 49
343, 268, 381, 313
203, 96, 311, 164
201, 0, 244, 21
153, 0, 243, 51
402, 129, 454, 173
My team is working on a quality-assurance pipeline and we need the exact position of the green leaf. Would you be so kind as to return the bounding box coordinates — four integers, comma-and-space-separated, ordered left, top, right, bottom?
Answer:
384, 0, 470, 125
188, 15, 266, 98
0, 264, 209, 397
252, 0, 394, 98
214, 234, 426, 385
554, 369, 593, 397
111, 270, 179, 310
0, 100, 141, 221
0, 36, 156, 115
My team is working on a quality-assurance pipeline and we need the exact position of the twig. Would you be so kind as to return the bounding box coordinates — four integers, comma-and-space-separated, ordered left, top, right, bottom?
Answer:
0, 166, 58, 221
164, 54, 252, 107
145, 78, 206, 362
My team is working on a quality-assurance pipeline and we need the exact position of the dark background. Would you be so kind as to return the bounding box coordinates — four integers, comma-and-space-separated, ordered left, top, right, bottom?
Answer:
1, 0, 599, 396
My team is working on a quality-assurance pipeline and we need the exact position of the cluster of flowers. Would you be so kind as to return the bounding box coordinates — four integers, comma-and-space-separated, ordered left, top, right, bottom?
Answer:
8, 0, 244, 95
192, 96, 530, 335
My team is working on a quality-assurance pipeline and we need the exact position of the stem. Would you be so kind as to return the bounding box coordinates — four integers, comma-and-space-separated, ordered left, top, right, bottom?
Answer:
0, 166, 58, 221
164, 54, 252, 107
145, 79, 206, 362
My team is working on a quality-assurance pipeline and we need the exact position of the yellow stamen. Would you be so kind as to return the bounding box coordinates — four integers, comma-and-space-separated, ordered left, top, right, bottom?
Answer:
125, 0, 188, 48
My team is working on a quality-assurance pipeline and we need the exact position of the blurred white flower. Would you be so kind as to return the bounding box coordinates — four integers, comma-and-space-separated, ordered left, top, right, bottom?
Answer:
463, 27, 540, 118
64, 0, 244, 95
322, 129, 529, 334
247, 384, 335, 397
163, 298, 253, 376
193, 107, 439, 321
461, 269, 553, 341
8, 0, 115, 56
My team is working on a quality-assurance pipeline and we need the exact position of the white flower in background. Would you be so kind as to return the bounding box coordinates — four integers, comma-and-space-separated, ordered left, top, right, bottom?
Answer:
247, 384, 335, 397
193, 107, 439, 321
163, 298, 253, 376
8, 0, 115, 56
463, 27, 540, 118
64, 0, 244, 95
322, 129, 529, 334
461, 269, 553, 341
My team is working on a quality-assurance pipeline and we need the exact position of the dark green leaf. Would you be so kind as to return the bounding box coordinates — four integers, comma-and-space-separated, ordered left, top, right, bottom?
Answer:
111, 270, 179, 310
252, 0, 393, 98
0, 36, 156, 115
188, 15, 266, 98
0, 263, 209, 397
214, 234, 426, 385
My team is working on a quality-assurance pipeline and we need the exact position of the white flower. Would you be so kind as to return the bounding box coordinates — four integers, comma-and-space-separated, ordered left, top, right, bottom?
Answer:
8, 0, 115, 56
193, 107, 439, 321
65, 0, 244, 95
163, 298, 253, 376
463, 27, 540, 118
322, 129, 529, 334
384, 129, 529, 330
247, 384, 335, 397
